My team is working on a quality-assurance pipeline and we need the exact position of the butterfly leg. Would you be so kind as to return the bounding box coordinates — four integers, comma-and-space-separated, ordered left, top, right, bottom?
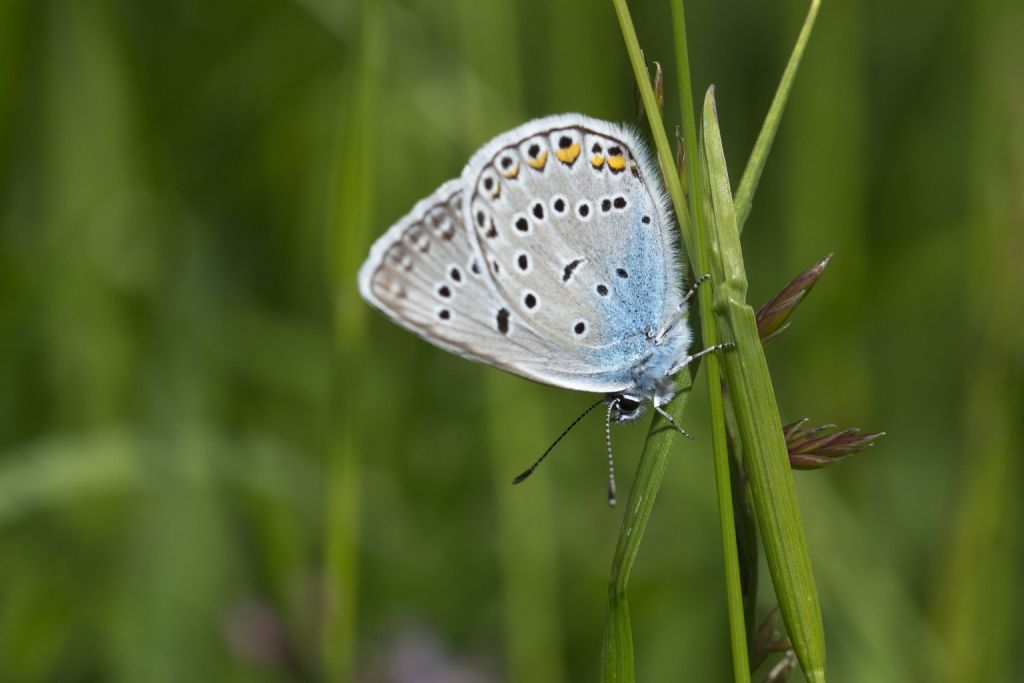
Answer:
682, 273, 711, 304
653, 338, 731, 439
668, 341, 735, 376
656, 274, 711, 342
653, 404, 695, 440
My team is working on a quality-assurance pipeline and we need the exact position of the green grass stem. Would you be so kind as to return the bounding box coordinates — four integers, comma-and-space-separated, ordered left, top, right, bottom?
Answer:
668, 3, 750, 680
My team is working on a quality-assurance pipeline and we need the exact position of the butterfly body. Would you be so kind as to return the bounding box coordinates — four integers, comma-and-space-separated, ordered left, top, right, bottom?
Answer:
358, 114, 693, 423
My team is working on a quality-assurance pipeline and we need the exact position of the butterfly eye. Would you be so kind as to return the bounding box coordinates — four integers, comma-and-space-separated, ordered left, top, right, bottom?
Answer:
617, 397, 641, 413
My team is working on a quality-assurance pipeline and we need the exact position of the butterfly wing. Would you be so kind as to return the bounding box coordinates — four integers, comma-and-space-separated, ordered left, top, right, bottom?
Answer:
460, 114, 685, 388
358, 179, 631, 392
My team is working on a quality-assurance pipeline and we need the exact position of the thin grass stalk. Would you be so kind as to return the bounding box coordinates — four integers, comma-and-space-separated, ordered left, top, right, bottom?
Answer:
701, 89, 826, 682
605, 1, 746, 680
603, 5, 698, 681
725, 406, 759, 652
323, 0, 383, 677
611, 0, 692, 248
455, 1, 566, 679
601, 5, 697, 670
598, 26, 700, 667
665, 2, 750, 680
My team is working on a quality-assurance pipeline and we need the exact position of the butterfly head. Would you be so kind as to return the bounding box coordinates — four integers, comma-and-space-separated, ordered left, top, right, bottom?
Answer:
608, 394, 645, 423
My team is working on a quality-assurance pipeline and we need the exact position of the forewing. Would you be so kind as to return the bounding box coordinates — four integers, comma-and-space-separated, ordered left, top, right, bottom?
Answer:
461, 115, 684, 384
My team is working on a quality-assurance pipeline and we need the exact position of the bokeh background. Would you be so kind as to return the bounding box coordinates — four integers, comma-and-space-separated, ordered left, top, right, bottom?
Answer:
1, 0, 1021, 681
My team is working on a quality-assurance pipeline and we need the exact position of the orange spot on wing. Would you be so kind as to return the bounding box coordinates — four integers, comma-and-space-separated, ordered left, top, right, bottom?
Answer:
556, 143, 580, 165
607, 154, 627, 172
527, 150, 548, 170
590, 154, 605, 169
503, 163, 520, 179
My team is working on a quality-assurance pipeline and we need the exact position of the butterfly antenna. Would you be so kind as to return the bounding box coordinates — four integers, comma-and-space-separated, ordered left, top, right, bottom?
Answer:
512, 396, 606, 485
605, 399, 619, 507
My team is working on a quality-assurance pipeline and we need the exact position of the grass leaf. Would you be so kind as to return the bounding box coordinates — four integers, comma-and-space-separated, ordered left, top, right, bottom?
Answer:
734, 0, 821, 233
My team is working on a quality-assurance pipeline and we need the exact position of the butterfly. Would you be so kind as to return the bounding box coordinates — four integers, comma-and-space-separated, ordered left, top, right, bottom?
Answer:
358, 114, 727, 504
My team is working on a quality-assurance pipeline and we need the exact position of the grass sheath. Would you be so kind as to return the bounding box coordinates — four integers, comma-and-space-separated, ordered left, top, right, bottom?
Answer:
702, 89, 827, 682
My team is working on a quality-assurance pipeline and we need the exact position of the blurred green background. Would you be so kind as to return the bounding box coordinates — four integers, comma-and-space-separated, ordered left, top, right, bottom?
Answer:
1, 0, 1021, 681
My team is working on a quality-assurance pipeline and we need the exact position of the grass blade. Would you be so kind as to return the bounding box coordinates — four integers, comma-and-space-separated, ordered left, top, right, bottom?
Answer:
734, 0, 821, 233
600, 366, 697, 683
702, 88, 826, 682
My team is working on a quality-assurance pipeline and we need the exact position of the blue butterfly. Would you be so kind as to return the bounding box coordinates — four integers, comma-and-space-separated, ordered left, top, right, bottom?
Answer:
359, 115, 727, 503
